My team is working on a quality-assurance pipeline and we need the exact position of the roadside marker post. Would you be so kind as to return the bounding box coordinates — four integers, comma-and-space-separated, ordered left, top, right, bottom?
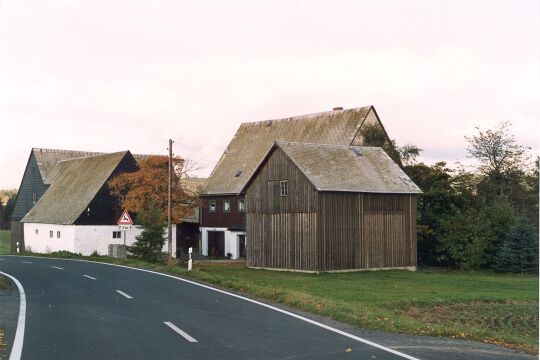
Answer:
188, 247, 193, 271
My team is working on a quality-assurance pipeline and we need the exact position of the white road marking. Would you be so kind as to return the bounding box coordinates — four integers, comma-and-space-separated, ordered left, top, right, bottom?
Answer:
0, 271, 26, 360
50, 266, 64, 270
116, 290, 133, 299
21, 261, 32, 264
83, 275, 96, 280
164, 322, 198, 343
6, 256, 420, 360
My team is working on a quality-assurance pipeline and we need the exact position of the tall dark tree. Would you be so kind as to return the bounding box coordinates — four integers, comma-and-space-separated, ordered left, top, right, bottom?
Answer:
493, 219, 538, 273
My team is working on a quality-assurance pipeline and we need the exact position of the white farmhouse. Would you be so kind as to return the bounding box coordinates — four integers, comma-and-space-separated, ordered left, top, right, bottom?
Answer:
21, 151, 176, 256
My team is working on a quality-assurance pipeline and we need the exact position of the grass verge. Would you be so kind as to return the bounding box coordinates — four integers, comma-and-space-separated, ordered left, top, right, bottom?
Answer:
0, 230, 10, 255
16, 252, 539, 354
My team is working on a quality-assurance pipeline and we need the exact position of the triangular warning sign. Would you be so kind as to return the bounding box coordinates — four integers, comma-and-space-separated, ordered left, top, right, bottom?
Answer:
117, 210, 134, 225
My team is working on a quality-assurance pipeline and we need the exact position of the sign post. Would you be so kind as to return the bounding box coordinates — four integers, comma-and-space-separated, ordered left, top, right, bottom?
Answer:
117, 210, 134, 246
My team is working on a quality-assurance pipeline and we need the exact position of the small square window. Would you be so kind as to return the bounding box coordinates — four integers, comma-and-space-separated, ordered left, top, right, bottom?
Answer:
280, 180, 288, 197
238, 199, 245, 212
32, 193, 37, 204
57, 231, 61, 238
113, 231, 121, 239
224, 200, 230, 212
209, 200, 216, 212
49, 230, 53, 238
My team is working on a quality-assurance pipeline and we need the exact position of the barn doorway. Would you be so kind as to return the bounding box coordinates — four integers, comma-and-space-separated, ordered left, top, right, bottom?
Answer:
238, 234, 246, 258
207, 231, 225, 257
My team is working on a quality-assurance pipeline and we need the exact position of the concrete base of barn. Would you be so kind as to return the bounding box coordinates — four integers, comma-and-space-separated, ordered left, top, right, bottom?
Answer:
248, 266, 416, 274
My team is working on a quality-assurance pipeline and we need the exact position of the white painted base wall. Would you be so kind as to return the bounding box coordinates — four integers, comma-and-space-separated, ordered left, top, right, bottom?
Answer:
24, 223, 176, 257
200, 227, 244, 259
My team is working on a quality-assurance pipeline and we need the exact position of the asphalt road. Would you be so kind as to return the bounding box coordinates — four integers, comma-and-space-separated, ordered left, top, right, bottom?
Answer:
0, 256, 535, 360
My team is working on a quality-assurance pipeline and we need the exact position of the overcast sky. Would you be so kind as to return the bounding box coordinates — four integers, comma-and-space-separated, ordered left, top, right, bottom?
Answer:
0, 0, 539, 189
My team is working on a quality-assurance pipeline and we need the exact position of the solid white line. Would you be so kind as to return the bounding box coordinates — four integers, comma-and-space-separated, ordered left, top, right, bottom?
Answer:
50, 266, 64, 270
6, 256, 420, 360
116, 290, 133, 299
21, 261, 32, 264
164, 322, 198, 343
83, 275, 96, 280
0, 271, 26, 360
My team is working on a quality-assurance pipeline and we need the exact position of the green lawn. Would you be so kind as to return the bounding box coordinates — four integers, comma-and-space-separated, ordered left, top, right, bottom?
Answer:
0, 230, 10, 255
17, 252, 539, 353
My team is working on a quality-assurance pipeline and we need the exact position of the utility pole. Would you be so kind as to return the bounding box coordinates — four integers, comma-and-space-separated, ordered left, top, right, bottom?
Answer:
168, 139, 173, 267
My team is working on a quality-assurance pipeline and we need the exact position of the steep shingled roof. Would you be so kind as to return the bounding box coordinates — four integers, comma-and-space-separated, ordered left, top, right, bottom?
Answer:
202, 106, 376, 195
22, 151, 133, 224
244, 142, 422, 194
32, 148, 162, 185
32, 148, 104, 184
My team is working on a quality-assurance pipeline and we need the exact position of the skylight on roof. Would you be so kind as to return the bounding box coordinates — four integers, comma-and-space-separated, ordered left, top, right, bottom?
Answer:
235, 170, 242, 177
352, 147, 362, 157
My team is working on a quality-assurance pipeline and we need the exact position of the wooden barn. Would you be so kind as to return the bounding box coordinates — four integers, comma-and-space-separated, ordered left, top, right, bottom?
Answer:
242, 142, 422, 272
200, 105, 392, 259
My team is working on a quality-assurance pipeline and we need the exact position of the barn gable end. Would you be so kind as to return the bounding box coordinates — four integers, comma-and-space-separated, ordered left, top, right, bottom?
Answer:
244, 141, 421, 272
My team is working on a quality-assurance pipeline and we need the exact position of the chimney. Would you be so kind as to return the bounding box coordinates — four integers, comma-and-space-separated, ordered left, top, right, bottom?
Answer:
333, 107, 343, 111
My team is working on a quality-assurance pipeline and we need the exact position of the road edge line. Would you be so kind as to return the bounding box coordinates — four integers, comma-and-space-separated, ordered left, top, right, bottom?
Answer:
0, 271, 26, 360
0, 255, 420, 360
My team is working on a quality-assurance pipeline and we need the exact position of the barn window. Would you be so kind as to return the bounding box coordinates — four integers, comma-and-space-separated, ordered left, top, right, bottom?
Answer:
32, 193, 37, 204
113, 231, 121, 239
280, 180, 288, 196
57, 231, 61, 238
238, 199, 245, 212
49, 230, 53, 238
223, 200, 230, 212
209, 200, 216, 212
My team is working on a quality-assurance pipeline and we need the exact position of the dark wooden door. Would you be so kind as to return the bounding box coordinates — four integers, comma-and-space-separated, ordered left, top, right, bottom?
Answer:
238, 235, 246, 258
208, 231, 225, 257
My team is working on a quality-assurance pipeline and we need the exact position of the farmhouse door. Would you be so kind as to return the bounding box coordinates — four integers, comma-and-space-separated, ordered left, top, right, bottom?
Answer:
208, 231, 225, 257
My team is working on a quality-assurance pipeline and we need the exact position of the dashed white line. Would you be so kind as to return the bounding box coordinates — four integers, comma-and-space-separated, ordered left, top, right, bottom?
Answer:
0, 271, 26, 360
116, 290, 133, 299
164, 322, 198, 343
83, 275, 96, 280
50, 266, 64, 270
21, 261, 32, 264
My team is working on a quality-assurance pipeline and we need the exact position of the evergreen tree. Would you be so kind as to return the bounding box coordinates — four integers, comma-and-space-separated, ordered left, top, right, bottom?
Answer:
493, 220, 539, 273
129, 208, 166, 263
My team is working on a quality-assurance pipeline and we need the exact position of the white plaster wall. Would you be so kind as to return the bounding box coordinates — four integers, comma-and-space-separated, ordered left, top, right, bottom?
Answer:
200, 227, 244, 259
23, 223, 76, 254
74, 225, 142, 256
23, 223, 176, 257
74, 226, 176, 257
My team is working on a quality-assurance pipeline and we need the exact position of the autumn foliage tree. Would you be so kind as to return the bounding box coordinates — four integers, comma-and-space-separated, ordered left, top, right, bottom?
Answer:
108, 156, 199, 261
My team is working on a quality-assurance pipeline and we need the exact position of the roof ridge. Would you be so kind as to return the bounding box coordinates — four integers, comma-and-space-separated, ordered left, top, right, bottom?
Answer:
240, 106, 372, 126
276, 141, 382, 150
54, 150, 129, 164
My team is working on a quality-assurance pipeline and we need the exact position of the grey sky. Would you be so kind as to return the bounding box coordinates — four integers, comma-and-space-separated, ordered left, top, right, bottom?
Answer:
1, 0, 539, 189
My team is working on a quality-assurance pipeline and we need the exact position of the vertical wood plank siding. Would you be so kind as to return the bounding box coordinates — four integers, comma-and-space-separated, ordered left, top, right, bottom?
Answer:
246, 147, 417, 271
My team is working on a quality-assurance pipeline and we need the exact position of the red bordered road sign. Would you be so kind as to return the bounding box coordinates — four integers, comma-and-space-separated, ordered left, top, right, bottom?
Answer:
117, 210, 134, 225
